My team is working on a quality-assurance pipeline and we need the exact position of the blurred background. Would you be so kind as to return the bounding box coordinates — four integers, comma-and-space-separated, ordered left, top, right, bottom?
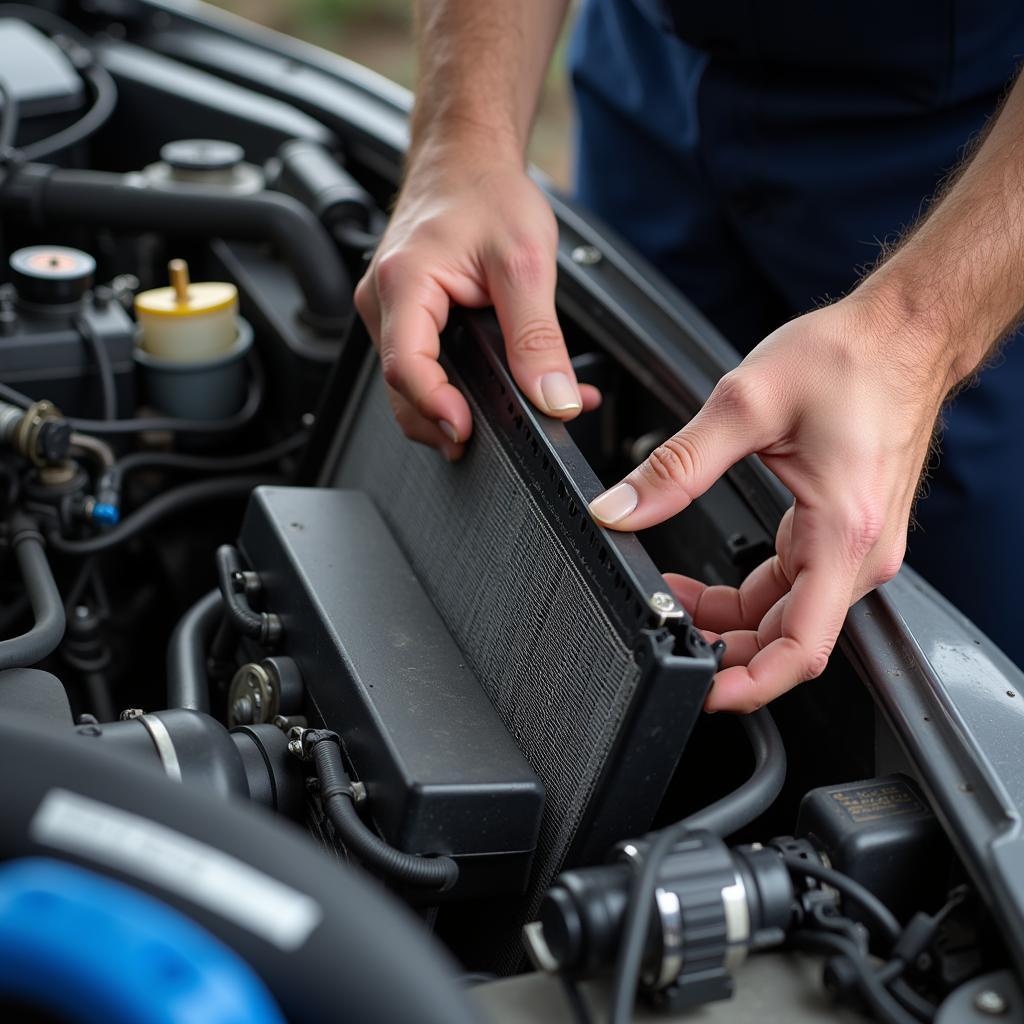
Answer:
209, 0, 576, 187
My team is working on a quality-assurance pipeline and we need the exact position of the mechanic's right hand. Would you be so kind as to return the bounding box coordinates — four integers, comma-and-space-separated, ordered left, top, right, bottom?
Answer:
355, 160, 601, 459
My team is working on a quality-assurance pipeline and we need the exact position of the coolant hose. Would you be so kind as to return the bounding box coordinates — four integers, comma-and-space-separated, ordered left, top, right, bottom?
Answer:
0, 519, 65, 671
0, 163, 351, 333
682, 708, 786, 837
608, 708, 786, 1024
307, 730, 459, 891
0, 714, 482, 1024
166, 590, 222, 714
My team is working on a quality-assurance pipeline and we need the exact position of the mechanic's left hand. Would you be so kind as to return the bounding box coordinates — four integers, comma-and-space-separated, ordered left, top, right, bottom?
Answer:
588, 295, 951, 713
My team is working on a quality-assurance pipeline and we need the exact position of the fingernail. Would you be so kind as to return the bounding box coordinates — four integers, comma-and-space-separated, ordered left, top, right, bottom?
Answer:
439, 420, 460, 444
589, 482, 638, 525
539, 372, 582, 413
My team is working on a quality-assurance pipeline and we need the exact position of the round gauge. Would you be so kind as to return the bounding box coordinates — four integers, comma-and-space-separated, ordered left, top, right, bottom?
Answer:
9, 245, 96, 305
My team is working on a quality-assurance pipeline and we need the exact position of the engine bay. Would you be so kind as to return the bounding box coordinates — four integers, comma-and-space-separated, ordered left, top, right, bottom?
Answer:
0, 4, 1020, 1022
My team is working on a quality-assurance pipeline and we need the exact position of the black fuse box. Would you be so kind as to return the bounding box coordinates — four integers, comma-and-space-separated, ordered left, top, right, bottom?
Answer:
797, 775, 950, 921
238, 486, 545, 898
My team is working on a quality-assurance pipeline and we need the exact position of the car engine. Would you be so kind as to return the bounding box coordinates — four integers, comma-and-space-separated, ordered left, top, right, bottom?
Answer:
0, 4, 1019, 1023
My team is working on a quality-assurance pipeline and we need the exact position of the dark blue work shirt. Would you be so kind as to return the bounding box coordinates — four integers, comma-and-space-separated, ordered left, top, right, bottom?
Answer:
570, 0, 1024, 662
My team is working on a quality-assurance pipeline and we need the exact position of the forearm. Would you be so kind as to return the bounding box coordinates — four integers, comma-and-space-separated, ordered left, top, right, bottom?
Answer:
410, 0, 570, 170
860, 70, 1024, 392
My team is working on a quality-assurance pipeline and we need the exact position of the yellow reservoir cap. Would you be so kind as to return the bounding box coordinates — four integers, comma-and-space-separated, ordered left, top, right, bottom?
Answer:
134, 281, 238, 318
136, 259, 240, 362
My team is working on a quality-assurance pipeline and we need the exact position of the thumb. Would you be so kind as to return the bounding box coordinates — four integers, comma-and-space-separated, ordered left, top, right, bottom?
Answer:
485, 240, 583, 419
589, 374, 770, 530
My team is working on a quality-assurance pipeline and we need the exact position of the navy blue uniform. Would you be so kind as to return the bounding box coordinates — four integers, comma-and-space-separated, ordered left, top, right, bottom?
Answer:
570, 0, 1024, 663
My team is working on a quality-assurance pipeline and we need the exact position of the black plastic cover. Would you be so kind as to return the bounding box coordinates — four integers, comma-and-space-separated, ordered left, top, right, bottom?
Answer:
0, 294, 136, 418
797, 776, 948, 921
0, 20, 84, 120
238, 486, 545, 891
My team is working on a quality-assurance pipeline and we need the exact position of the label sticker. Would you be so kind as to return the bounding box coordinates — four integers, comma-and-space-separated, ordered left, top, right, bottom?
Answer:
31, 788, 322, 951
829, 781, 926, 824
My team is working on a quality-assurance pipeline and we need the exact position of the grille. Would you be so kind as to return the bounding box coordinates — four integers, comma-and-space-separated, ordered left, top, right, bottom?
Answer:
335, 369, 643, 901
328, 316, 714, 965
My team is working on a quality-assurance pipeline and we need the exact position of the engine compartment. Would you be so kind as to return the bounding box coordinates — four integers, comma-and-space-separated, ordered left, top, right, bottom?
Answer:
0, 3, 1018, 1022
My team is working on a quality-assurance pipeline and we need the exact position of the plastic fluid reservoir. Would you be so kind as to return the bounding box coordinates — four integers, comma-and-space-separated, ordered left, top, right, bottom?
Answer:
135, 260, 238, 361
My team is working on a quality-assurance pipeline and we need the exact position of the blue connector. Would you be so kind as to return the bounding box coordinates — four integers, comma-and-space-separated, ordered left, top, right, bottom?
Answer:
90, 502, 120, 527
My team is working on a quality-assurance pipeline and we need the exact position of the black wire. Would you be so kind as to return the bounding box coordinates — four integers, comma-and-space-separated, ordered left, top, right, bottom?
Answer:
20, 62, 117, 163
790, 930, 919, 1024
0, 76, 19, 155
1, 356, 265, 436
46, 475, 273, 556
0, 6, 117, 163
782, 855, 902, 951
109, 431, 308, 489
77, 316, 117, 420
607, 709, 787, 1024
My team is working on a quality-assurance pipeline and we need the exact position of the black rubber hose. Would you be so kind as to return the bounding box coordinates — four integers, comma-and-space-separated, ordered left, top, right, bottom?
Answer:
0, 356, 264, 437
0, 520, 65, 670
215, 544, 280, 645
76, 315, 117, 420
791, 930, 919, 1024
47, 475, 270, 557
307, 731, 459, 891
608, 709, 786, 1024
0, 163, 350, 331
20, 62, 117, 164
108, 432, 308, 493
0, 715, 482, 1024
166, 589, 222, 713
782, 855, 902, 950
681, 709, 787, 836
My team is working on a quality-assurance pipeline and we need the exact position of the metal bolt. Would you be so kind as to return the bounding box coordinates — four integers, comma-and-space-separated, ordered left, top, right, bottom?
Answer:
650, 591, 677, 614
287, 738, 304, 759
570, 244, 602, 266
975, 989, 1008, 1015
119, 708, 144, 720
231, 696, 254, 725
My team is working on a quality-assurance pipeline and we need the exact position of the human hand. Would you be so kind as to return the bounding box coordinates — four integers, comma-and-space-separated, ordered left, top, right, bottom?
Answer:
355, 156, 600, 459
588, 296, 950, 712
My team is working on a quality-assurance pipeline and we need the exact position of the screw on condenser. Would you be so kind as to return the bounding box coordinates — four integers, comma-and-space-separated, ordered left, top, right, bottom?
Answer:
570, 244, 602, 266
650, 592, 678, 614
974, 989, 1008, 1015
